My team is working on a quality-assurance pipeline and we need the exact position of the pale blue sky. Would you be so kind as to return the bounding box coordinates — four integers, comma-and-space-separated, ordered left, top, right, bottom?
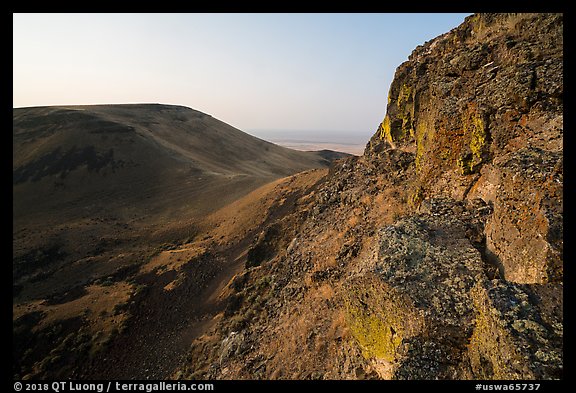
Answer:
13, 13, 471, 135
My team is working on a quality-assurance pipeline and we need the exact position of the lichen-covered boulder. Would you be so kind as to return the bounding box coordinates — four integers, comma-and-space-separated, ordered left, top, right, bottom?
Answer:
346, 200, 487, 379
465, 279, 563, 379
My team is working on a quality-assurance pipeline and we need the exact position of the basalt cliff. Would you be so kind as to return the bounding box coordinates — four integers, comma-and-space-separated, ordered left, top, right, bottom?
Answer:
175, 13, 563, 380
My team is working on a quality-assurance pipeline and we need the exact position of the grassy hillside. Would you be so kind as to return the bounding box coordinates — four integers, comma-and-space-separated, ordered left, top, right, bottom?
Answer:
12, 104, 348, 379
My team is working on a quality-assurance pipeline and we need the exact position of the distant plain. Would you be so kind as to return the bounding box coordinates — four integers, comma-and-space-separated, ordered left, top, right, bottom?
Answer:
247, 130, 373, 156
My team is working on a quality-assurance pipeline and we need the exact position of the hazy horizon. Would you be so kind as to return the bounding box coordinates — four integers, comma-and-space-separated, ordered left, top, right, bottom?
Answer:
247, 128, 373, 155
13, 13, 471, 135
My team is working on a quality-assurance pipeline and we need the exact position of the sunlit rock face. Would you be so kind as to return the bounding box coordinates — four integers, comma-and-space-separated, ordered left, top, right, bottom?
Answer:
176, 13, 563, 380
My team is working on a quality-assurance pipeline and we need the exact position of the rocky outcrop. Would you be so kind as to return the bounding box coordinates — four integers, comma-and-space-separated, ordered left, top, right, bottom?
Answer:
367, 13, 563, 285
347, 198, 562, 379
480, 147, 563, 283
177, 13, 562, 380
359, 12, 563, 378
465, 279, 562, 379
347, 200, 488, 379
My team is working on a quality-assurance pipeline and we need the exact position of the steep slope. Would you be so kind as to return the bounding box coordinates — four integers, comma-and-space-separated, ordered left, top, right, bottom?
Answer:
175, 13, 562, 380
74, 169, 330, 379
12, 104, 348, 379
13, 104, 346, 299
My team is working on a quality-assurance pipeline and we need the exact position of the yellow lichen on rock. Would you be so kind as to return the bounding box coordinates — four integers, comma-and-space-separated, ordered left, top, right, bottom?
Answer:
346, 303, 403, 362
414, 120, 430, 171
397, 83, 412, 108
457, 105, 488, 175
465, 278, 562, 379
378, 115, 392, 143
397, 84, 415, 141
408, 185, 425, 208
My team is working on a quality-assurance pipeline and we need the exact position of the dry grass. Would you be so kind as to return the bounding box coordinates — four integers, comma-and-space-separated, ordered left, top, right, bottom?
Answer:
13, 281, 134, 339
204, 169, 327, 244
140, 244, 207, 275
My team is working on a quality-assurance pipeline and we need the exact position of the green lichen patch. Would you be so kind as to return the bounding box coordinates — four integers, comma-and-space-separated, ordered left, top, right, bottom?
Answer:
397, 84, 413, 108
378, 115, 392, 143
408, 185, 425, 208
467, 280, 563, 379
378, 83, 416, 145
458, 104, 488, 175
401, 114, 414, 140
346, 303, 403, 362
457, 153, 475, 175
378, 113, 412, 144
414, 120, 431, 171
397, 84, 415, 141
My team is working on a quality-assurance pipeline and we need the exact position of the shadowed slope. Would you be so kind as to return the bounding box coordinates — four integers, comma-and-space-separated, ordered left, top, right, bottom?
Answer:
13, 103, 347, 302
